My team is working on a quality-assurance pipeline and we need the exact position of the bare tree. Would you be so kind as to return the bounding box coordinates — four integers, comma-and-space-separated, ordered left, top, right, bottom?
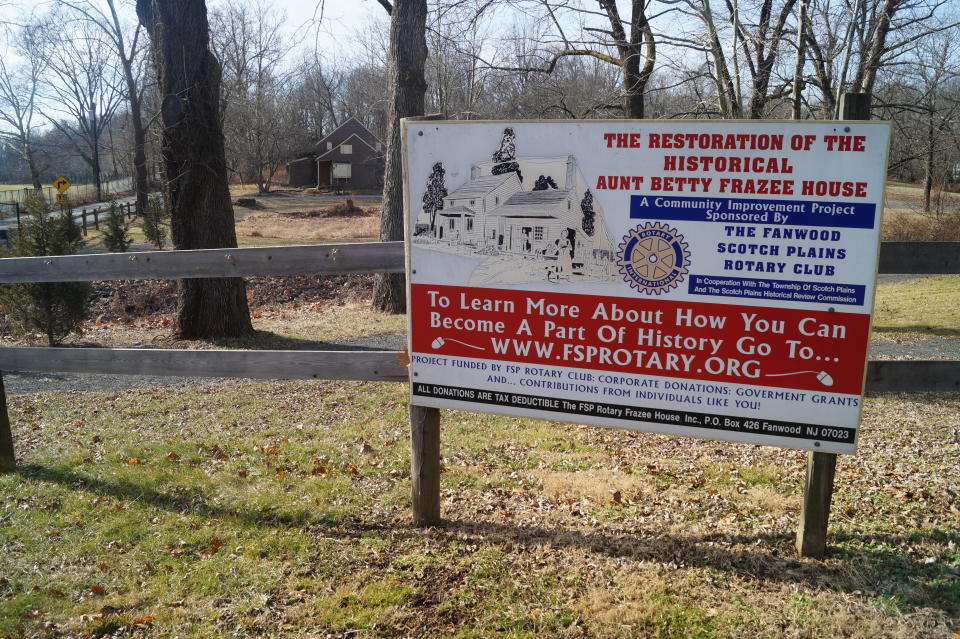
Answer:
136, 0, 253, 338
57, 0, 151, 215
290, 53, 346, 143
0, 21, 49, 189
478, 0, 657, 118
212, 2, 295, 192
877, 34, 960, 211
802, 0, 959, 118
43, 19, 124, 201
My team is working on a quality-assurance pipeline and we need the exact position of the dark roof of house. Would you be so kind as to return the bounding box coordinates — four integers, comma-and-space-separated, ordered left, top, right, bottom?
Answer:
503, 188, 571, 206
315, 133, 381, 162
446, 174, 514, 200
438, 205, 476, 217
314, 117, 382, 155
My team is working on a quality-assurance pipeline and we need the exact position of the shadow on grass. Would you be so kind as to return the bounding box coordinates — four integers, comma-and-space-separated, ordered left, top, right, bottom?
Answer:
208, 329, 405, 352
15, 463, 384, 536
433, 519, 960, 616
16, 463, 959, 617
871, 325, 960, 338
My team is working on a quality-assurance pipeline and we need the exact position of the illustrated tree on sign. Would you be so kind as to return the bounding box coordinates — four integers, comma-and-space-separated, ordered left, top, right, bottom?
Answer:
533, 175, 557, 191
491, 127, 522, 183
422, 162, 447, 232
580, 189, 595, 237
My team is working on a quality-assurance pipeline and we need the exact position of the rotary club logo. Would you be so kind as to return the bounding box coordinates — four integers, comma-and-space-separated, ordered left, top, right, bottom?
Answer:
617, 222, 690, 294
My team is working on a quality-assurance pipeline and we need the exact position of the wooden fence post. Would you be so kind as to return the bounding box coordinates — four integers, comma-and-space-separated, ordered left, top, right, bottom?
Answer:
0, 373, 15, 473
81, 210, 87, 236
93, 209, 99, 230
409, 404, 440, 525
795, 91, 870, 558
796, 451, 836, 556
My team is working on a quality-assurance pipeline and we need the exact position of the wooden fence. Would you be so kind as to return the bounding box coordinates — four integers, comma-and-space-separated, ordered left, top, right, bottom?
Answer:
0, 240, 957, 557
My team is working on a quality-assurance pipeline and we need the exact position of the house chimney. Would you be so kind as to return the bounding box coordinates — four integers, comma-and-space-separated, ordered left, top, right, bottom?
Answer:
471, 165, 479, 180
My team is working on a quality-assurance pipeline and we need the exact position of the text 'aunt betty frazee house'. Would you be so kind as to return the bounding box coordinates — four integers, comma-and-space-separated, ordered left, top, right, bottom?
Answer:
419, 155, 615, 268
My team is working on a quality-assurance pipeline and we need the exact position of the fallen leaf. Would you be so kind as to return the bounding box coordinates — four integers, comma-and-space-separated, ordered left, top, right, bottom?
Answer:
397, 347, 410, 367
127, 458, 142, 465
166, 452, 179, 461
237, 469, 249, 478
134, 616, 156, 625
90, 586, 105, 595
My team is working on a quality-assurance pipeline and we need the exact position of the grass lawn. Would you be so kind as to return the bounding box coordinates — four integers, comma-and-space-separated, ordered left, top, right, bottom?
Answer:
872, 275, 960, 340
76, 192, 381, 250
0, 381, 957, 638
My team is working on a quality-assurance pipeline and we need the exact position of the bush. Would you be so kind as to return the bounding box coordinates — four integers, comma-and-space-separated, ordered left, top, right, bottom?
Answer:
882, 210, 960, 241
142, 195, 168, 249
0, 193, 91, 345
102, 201, 133, 252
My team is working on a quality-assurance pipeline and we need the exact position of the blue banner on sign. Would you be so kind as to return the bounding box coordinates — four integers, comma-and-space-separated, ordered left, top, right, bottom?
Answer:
630, 195, 876, 229
687, 274, 865, 306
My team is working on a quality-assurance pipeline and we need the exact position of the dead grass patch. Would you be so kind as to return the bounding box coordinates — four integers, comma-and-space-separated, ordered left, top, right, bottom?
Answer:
537, 468, 653, 505
236, 211, 379, 241
576, 573, 685, 637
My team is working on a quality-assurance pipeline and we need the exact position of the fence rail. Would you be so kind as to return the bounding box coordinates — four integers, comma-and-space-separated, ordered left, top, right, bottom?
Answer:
0, 241, 956, 283
0, 242, 405, 282
0, 177, 133, 206
0, 347, 953, 393
0, 347, 407, 382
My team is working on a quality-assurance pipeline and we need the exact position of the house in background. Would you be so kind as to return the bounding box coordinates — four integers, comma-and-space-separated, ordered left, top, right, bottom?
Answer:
286, 118, 385, 190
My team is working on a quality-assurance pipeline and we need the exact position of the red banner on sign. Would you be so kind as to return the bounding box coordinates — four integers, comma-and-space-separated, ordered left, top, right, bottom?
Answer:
411, 283, 870, 395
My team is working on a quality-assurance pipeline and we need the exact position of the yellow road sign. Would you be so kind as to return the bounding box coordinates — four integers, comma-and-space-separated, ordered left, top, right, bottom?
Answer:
56, 193, 67, 204
53, 176, 71, 193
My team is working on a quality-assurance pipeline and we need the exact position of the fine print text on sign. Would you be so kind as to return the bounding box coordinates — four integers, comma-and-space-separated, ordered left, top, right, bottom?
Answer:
404, 120, 891, 454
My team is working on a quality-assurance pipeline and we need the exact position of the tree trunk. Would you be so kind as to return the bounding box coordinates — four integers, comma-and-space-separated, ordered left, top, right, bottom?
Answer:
923, 106, 934, 213
852, 0, 897, 95
372, 0, 428, 314
791, 0, 808, 119
131, 107, 149, 217
136, 0, 252, 339
26, 146, 42, 190
92, 134, 103, 202
107, 0, 150, 218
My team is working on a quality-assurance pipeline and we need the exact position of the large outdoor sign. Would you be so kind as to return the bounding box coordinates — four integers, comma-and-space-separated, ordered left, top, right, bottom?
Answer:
404, 120, 891, 454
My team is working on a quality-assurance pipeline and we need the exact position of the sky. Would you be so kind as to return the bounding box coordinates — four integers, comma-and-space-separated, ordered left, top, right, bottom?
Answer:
0, 0, 391, 60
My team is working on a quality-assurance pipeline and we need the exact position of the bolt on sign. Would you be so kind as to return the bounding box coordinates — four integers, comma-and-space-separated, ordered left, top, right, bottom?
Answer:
403, 120, 891, 454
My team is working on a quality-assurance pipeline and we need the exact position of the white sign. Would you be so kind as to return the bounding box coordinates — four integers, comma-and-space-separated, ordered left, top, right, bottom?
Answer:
404, 120, 890, 454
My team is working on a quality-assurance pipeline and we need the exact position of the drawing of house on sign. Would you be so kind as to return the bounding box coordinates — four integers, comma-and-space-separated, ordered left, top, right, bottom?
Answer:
416, 144, 617, 285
